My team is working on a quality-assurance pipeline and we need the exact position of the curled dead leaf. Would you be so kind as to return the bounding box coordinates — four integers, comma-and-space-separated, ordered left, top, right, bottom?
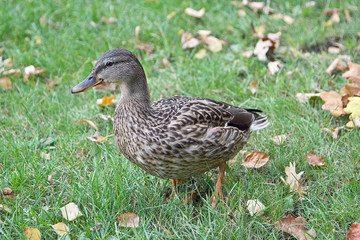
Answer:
184, 7, 205, 18
52, 222, 70, 236
342, 62, 360, 86
272, 134, 287, 145
76, 119, 99, 130
268, 61, 283, 75
344, 84, 360, 96
320, 91, 346, 117
328, 46, 340, 54
3, 68, 21, 76
249, 81, 258, 94
275, 215, 316, 240
241, 50, 253, 58
181, 32, 200, 49
304, 152, 327, 167
118, 213, 139, 228
203, 36, 222, 52
241, 151, 269, 168
280, 162, 307, 194
0, 77, 12, 90
23, 227, 41, 240
347, 221, 360, 240
60, 202, 83, 221
23, 65, 46, 81
254, 39, 273, 61
87, 131, 109, 143
98, 114, 113, 121
326, 58, 347, 75
246, 199, 265, 216
346, 116, 360, 128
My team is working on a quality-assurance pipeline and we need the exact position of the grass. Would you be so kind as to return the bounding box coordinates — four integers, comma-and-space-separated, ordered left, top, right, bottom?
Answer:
1, 0, 360, 239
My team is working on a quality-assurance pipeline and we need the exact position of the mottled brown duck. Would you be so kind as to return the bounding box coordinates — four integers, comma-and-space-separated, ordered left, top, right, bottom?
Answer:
71, 48, 269, 204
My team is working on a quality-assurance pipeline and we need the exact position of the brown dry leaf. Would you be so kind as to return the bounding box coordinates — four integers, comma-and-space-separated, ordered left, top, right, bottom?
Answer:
134, 42, 154, 54
3, 68, 21, 76
76, 119, 99, 130
241, 151, 270, 168
23, 228, 41, 240
246, 199, 265, 216
241, 50, 253, 58
0, 204, 11, 213
326, 58, 347, 75
342, 62, 360, 86
272, 135, 287, 145
346, 116, 360, 128
254, 39, 273, 62
184, 7, 205, 18
60, 202, 83, 221
280, 162, 307, 194
97, 94, 118, 107
295, 93, 321, 103
268, 61, 283, 75
87, 131, 109, 143
98, 114, 113, 121
328, 46, 340, 54
0, 77, 12, 90
283, 15, 294, 24
267, 32, 282, 49
197, 29, 211, 40
275, 215, 316, 240
248, 2, 265, 12
4, 58, 13, 68
322, 127, 343, 139
195, 49, 207, 59
45, 78, 58, 90
347, 221, 360, 240
304, 152, 326, 167
52, 222, 70, 236
320, 91, 346, 117
181, 32, 200, 49
161, 58, 170, 68
2, 187, 12, 195
100, 16, 117, 24
345, 84, 360, 96
118, 213, 139, 228
203, 36, 222, 52
24, 65, 46, 81
249, 81, 258, 94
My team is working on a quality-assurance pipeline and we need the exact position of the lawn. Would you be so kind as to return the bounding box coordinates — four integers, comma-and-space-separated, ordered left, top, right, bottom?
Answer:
1, 0, 359, 239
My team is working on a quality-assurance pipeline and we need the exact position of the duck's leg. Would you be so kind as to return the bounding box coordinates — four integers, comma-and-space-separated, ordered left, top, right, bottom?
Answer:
211, 161, 226, 207
171, 179, 185, 198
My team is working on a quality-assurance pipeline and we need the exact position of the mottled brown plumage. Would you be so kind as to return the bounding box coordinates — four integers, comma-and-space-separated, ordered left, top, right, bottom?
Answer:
72, 48, 269, 202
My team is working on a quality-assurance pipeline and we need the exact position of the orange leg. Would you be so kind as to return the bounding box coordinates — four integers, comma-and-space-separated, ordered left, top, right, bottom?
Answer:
211, 161, 227, 207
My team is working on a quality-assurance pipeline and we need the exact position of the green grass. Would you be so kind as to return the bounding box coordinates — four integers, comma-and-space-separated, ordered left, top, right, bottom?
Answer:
1, 0, 360, 239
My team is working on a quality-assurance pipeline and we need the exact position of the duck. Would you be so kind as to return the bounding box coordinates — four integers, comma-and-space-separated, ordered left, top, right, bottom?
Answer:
71, 48, 269, 204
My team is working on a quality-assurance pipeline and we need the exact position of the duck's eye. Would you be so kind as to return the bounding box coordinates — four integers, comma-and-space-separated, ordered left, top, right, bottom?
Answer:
105, 61, 113, 67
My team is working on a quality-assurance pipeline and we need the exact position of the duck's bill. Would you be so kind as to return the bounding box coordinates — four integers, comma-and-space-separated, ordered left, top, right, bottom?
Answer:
71, 72, 103, 94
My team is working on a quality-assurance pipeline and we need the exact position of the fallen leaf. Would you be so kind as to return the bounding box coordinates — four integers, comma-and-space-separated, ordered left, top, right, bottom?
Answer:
344, 97, 360, 119
39, 14, 48, 26
161, 58, 170, 68
0, 204, 11, 213
275, 215, 316, 240
237, 9, 246, 17
203, 36, 222, 52
2, 68, 21, 76
98, 114, 113, 121
118, 213, 139, 228
304, 152, 327, 167
34, 35, 42, 45
197, 30, 212, 40
249, 81, 258, 94
0, 77, 12, 90
24, 65, 46, 81
342, 62, 360, 86
76, 119, 99, 130
326, 58, 347, 75
45, 78, 58, 90
241, 50, 253, 58
253, 24, 266, 38
270, 13, 283, 20
40, 152, 50, 160
346, 116, 360, 128
2, 187, 12, 195
286, 68, 298, 77
23, 228, 41, 240
135, 26, 141, 41
181, 32, 200, 49
320, 91, 346, 117
241, 151, 270, 168
272, 135, 287, 145
87, 131, 109, 143
4, 58, 13, 68
267, 32, 282, 50
100, 16, 117, 24
185, 7, 205, 18
347, 221, 360, 240
47, 174, 55, 189
226, 25, 234, 32
195, 49, 207, 59
295, 93, 321, 103
268, 61, 282, 75
246, 199, 265, 216
280, 162, 307, 194
248, 2, 265, 12
253, 39, 273, 61
344, 84, 360, 96
322, 127, 343, 139
52, 222, 70, 236
283, 15, 294, 24
167, 11, 176, 19
97, 94, 118, 107
328, 46, 340, 54
60, 202, 83, 221
134, 42, 154, 54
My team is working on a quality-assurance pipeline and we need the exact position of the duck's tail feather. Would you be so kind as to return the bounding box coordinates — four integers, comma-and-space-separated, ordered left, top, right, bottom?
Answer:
250, 113, 269, 132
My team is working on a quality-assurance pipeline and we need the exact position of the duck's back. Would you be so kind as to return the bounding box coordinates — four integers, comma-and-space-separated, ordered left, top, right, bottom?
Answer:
114, 96, 268, 179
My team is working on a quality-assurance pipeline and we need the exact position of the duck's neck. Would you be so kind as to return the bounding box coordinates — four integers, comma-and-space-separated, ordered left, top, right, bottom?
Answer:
119, 74, 151, 107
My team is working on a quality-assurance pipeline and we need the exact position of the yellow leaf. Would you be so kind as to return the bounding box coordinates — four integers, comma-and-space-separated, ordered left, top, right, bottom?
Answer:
97, 94, 118, 107
52, 222, 70, 236
320, 91, 346, 117
344, 97, 360, 119
23, 228, 41, 240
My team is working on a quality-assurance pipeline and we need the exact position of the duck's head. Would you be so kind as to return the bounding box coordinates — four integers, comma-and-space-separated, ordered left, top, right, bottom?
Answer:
71, 48, 146, 94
